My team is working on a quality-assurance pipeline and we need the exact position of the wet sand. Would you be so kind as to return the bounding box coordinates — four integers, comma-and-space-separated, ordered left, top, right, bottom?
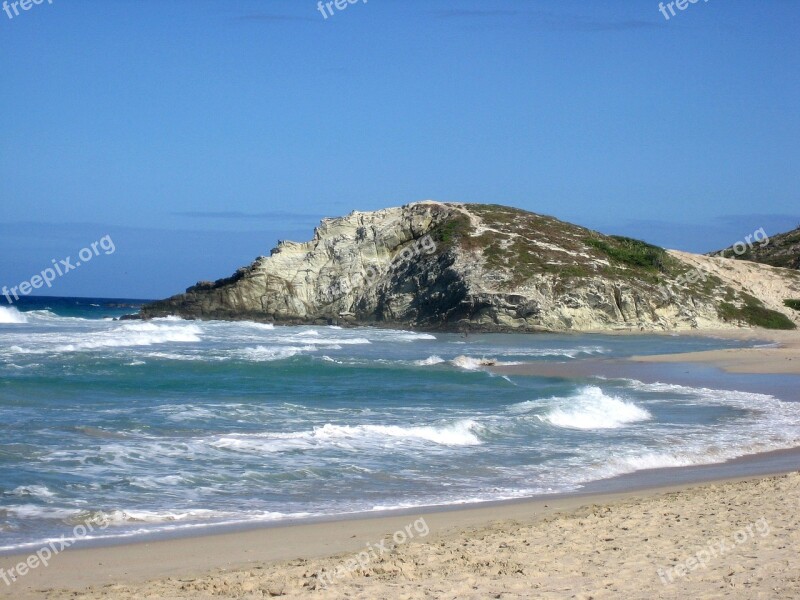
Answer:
635, 329, 800, 375
2, 470, 796, 599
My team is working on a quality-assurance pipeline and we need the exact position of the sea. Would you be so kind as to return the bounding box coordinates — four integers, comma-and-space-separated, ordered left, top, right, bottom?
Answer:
1, 296, 799, 554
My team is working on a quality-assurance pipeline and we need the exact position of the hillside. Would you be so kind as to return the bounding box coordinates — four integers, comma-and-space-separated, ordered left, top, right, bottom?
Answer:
710, 225, 800, 270
140, 202, 800, 332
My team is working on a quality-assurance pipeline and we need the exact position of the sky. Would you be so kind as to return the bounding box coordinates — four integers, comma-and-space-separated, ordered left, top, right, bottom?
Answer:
1, 0, 798, 299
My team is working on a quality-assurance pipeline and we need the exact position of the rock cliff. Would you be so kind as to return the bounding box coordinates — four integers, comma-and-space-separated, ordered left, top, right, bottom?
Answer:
140, 202, 800, 332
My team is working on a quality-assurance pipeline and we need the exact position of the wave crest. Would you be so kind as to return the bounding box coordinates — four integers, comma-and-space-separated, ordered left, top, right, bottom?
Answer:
414, 355, 445, 366
0, 306, 27, 324
212, 419, 483, 454
539, 386, 652, 430
55, 322, 202, 352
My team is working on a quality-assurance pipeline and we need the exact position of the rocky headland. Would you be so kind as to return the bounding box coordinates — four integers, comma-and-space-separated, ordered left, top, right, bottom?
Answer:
140, 202, 800, 332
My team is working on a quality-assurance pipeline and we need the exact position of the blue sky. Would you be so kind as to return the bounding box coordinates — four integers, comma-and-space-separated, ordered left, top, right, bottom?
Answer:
1, 0, 798, 299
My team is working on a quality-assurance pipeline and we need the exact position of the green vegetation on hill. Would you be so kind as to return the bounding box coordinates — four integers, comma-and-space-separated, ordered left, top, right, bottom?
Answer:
711, 226, 800, 270
584, 236, 667, 272
719, 294, 796, 330
430, 214, 472, 246
431, 204, 683, 290
427, 204, 797, 331
785, 299, 800, 312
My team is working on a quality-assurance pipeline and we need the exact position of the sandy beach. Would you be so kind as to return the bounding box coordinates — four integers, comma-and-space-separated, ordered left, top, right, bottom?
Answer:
1, 470, 795, 599
631, 329, 800, 375
488, 329, 800, 389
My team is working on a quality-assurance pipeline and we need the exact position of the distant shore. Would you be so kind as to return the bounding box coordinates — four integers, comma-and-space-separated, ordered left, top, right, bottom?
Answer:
631, 328, 800, 375
488, 327, 800, 376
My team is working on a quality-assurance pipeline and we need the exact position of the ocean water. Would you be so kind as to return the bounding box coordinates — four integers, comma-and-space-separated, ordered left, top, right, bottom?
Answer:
1, 297, 800, 553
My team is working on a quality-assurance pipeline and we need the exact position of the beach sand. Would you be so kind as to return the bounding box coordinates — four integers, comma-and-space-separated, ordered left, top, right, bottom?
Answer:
3, 471, 793, 599
631, 329, 800, 375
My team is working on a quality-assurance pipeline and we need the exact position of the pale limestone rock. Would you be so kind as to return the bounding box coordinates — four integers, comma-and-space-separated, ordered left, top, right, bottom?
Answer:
141, 201, 800, 332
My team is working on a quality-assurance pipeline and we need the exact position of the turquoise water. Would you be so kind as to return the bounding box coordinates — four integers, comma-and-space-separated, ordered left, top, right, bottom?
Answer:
1, 298, 800, 553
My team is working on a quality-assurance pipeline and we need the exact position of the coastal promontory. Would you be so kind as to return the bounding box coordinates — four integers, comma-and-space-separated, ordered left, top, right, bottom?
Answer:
141, 202, 800, 332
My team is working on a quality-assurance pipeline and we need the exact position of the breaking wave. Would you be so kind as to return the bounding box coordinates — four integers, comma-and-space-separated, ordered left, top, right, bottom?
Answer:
414, 355, 446, 366
0, 306, 27, 324
212, 420, 484, 454
538, 386, 652, 430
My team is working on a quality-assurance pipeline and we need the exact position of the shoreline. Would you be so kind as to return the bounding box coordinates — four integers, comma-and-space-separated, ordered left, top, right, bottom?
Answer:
630, 328, 800, 374
5, 466, 798, 599
3, 443, 800, 595
481, 327, 800, 377
614, 327, 800, 375
4, 326, 799, 597
4, 442, 800, 559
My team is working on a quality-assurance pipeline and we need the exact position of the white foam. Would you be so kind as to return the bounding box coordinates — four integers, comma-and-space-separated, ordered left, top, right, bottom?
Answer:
547, 380, 800, 483
451, 356, 493, 370
609, 452, 697, 471
0, 508, 315, 553
237, 345, 315, 362
100, 508, 230, 523
36, 322, 204, 353
9, 485, 56, 499
24, 310, 86, 322
358, 329, 436, 343
391, 332, 437, 341
0, 306, 27, 324
142, 352, 209, 361
623, 379, 774, 404
158, 405, 217, 422
414, 355, 446, 366
359, 421, 483, 446
212, 419, 483, 454
5, 504, 78, 520
451, 356, 520, 370
500, 345, 609, 358
129, 475, 186, 490
280, 336, 370, 346
242, 321, 275, 330
539, 386, 652, 430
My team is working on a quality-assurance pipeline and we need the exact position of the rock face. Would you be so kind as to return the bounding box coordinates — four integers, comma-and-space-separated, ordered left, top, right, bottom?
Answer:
141, 202, 800, 332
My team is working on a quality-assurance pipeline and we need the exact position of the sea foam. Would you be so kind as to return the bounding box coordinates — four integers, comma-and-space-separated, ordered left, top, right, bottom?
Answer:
212, 419, 483, 454
538, 386, 652, 430
0, 306, 28, 324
